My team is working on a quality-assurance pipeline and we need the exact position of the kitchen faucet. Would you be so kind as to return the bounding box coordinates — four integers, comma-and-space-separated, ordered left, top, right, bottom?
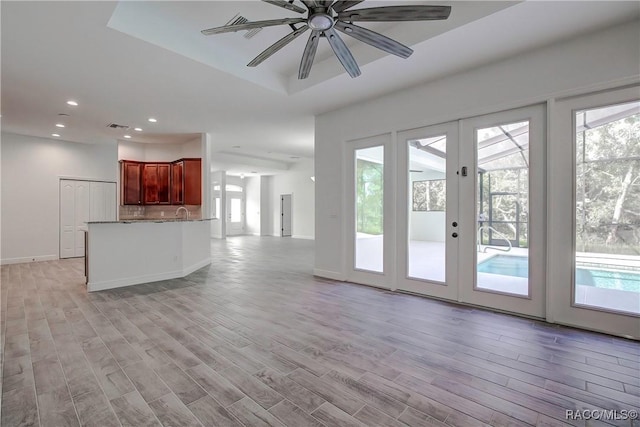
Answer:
175, 206, 190, 220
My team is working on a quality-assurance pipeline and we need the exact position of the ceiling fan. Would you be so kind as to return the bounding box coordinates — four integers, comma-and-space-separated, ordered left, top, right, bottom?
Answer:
201, 1, 451, 79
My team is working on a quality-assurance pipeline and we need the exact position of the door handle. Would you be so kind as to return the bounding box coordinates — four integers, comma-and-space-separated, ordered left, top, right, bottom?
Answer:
452, 232, 458, 238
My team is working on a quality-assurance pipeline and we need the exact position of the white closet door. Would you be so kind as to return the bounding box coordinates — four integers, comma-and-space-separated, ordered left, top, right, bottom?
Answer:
60, 180, 76, 258
75, 181, 90, 257
104, 182, 117, 221
61, 180, 117, 259
90, 181, 105, 222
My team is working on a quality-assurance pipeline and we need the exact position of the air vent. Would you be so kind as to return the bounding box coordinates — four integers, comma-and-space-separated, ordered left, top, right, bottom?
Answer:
107, 123, 129, 130
225, 13, 263, 39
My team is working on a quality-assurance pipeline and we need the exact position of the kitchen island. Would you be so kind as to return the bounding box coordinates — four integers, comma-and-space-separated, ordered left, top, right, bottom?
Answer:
86, 218, 214, 292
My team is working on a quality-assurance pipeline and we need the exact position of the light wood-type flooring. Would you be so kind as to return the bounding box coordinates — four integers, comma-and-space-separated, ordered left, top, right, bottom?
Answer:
1, 236, 639, 427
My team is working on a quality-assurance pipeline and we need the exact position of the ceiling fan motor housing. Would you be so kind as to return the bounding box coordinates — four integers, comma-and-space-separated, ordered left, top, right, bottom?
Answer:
308, 13, 335, 31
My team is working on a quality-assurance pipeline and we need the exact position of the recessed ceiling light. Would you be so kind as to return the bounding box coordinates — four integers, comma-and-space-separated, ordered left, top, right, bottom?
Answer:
148, 118, 157, 123
124, 135, 132, 139
134, 128, 143, 132
52, 133, 60, 137
66, 100, 78, 106
55, 123, 65, 128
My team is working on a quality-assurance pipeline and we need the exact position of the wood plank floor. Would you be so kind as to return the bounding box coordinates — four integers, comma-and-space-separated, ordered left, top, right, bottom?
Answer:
1, 236, 638, 427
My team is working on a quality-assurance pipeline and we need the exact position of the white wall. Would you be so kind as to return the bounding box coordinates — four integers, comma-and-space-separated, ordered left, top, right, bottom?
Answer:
1, 132, 118, 264
210, 171, 225, 238
260, 176, 273, 236
245, 176, 261, 235
270, 158, 315, 239
118, 137, 201, 161
315, 20, 640, 278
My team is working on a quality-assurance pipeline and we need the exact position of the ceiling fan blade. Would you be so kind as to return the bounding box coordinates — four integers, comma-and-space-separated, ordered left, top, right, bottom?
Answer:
316, 1, 335, 8
338, 5, 452, 22
298, 30, 321, 79
248, 25, 309, 67
324, 28, 361, 78
331, 0, 363, 13
335, 21, 412, 58
261, 0, 306, 14
201, 18, 305, 35
300, 0, 317, 9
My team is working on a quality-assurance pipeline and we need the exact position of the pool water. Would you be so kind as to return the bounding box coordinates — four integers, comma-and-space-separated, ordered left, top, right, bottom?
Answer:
477, 255, 640, 292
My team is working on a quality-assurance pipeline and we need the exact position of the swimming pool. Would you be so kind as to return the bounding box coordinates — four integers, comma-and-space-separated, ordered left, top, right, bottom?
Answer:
477, 255, 640, 292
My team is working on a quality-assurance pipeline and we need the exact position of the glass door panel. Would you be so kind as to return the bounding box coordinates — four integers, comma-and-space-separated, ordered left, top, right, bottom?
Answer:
574, 100, 640, 315
226, 193, 244, 236
397, 122, 459, 301
355, 146, 384, 273
408, 135, 447, 283
549, 86, 639, 339
458, 104, 545, 318
476, 120, 530, 297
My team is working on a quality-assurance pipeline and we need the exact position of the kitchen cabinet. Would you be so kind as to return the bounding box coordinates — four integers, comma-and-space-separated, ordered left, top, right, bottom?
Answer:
143, 163, 171, 204
121, 158, 200, 206
171, 158, 201, 205
121, 161, 142, 205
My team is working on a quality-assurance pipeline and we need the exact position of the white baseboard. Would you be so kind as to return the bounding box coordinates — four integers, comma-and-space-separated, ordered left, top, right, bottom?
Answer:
88, 259, 211, 292
1, 255, 58, 265
182, 258, 212, 276
313, 269, 345, 281
292, 235, 315, 240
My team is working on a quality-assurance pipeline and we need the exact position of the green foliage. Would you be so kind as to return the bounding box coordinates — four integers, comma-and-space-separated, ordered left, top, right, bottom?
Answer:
356, 159, 383, 235
576, 111, 639, 255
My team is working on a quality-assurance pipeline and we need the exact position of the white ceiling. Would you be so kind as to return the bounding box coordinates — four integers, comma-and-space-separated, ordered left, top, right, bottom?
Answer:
2, 1, 639, 175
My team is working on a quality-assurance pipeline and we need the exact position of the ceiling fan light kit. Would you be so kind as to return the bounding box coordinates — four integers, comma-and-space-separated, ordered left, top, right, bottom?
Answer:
201, 0, 451, 79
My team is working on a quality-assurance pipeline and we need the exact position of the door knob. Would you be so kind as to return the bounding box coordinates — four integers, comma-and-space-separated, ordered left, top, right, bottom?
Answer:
452, 232, 458, 238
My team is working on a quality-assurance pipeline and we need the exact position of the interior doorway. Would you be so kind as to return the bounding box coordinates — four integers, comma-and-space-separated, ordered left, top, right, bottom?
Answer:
281, 194, 292, 237
226, 192, 244, 236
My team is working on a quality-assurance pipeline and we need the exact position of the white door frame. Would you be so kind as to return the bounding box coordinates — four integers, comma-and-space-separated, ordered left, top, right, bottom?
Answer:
548, 85, 639, 339
458, 104, 546, 319
226, 191, 244, 236
345, 133, 395, 289
396, 121, 459, 300
280, 194, 292, 237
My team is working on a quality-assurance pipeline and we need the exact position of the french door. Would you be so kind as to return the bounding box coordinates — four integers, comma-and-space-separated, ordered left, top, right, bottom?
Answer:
549, 86, 639, 339
346, 133, 393, 289
396, 105, 546, 318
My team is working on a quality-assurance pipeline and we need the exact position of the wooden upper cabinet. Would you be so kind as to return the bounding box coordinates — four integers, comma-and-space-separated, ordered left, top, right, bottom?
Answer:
171, 158, 201, 205
121, 161, 142, 205
143, 163, 171, 204
171, 161, 184, 205
183, 159, 202, 205
121, 158, 200, 206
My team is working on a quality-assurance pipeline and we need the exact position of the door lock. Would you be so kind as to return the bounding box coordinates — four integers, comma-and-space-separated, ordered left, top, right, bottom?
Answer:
452, 221, 458, 227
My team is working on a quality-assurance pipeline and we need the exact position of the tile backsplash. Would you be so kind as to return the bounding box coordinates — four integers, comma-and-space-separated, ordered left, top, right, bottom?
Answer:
119, 205, 202, 220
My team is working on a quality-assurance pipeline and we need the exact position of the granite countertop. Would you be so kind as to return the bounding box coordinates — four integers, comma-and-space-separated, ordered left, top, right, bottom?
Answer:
87, 218, 218, 224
